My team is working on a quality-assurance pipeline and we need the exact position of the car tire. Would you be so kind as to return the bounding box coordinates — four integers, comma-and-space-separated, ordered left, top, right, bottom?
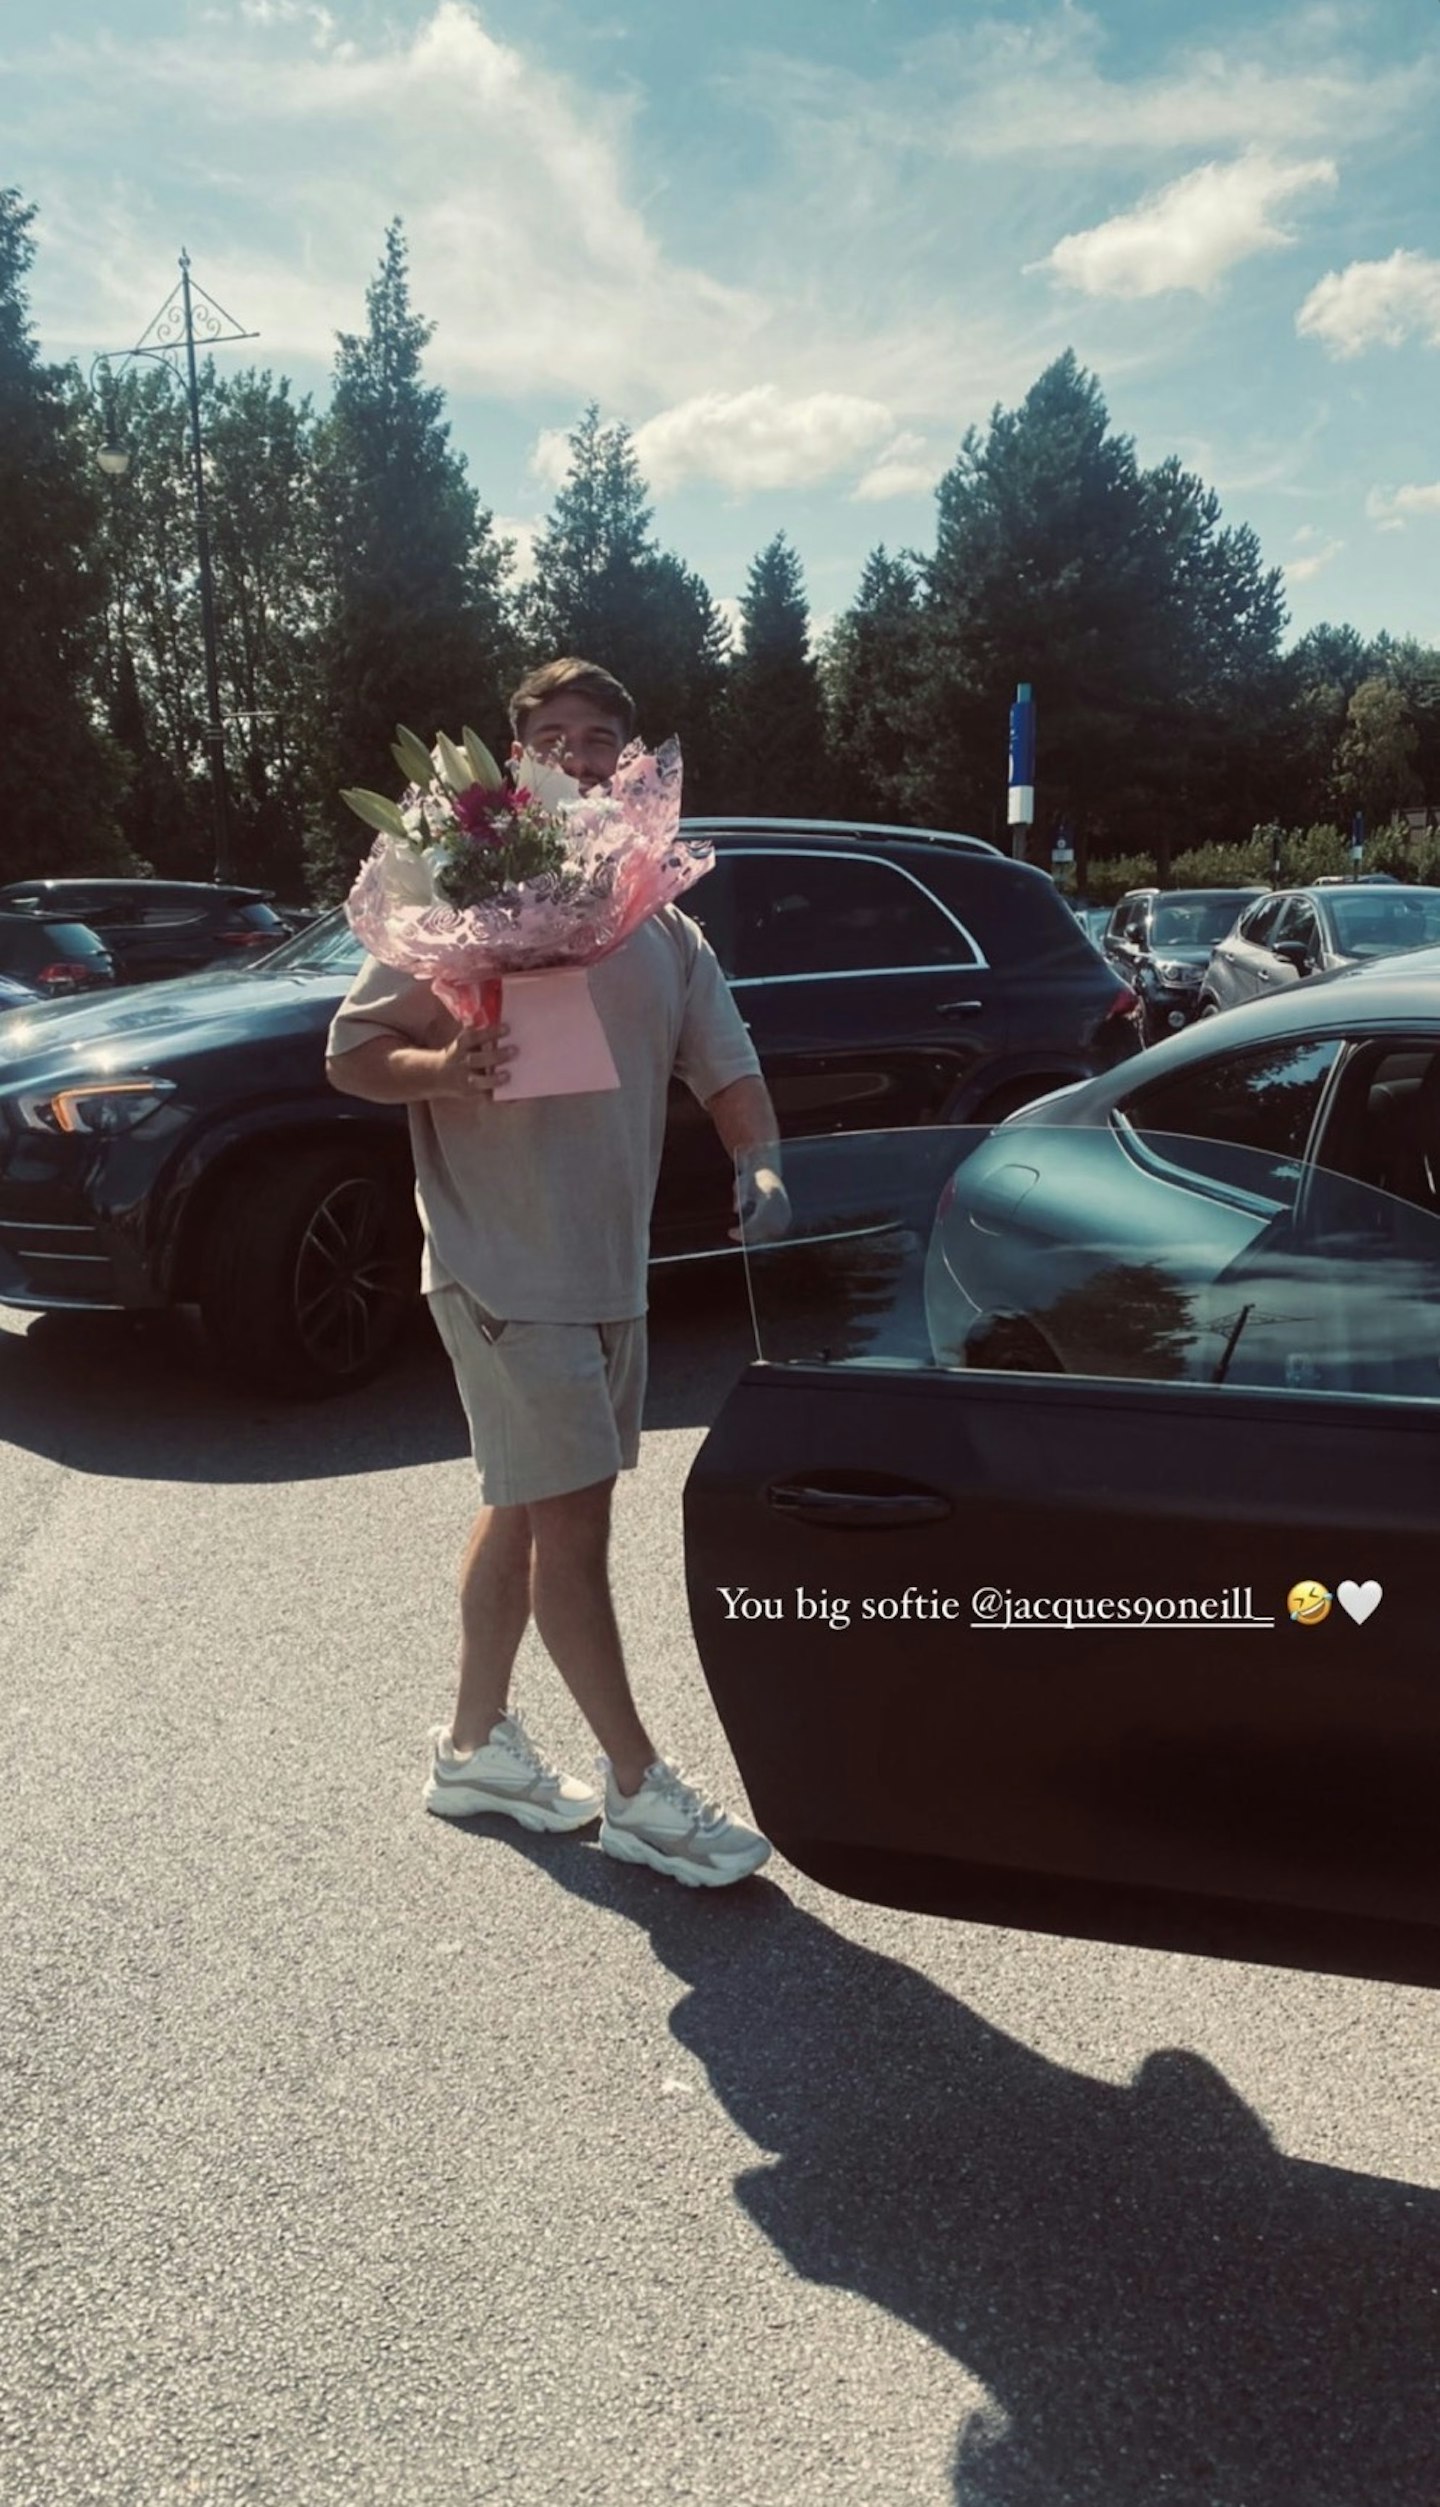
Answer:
1196, 999, 1221, 1020
964, 1313, 1063, 1374
199, 1144, 420, 1397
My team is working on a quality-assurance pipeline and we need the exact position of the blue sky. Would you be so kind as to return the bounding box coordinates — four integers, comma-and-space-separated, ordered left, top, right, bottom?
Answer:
9, 0, 1440, 648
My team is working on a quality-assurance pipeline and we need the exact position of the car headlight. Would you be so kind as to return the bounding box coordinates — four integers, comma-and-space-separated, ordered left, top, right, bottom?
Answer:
1152, 960, 1199, 986
16, 1079, 176, 1136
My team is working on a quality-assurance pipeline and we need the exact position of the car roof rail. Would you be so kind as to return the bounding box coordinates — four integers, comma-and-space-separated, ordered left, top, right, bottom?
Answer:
680, 816, 1002, 858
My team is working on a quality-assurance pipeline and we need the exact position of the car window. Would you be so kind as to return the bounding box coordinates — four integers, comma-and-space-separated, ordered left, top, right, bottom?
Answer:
1118, 1039, 1340, 1203
1275, 898, 1321, 954
734, 1125, 1440, 1404
230, 902, 285, 932
1150, 896, 1247, 948
1324, 889, 1440, 959
726, 852, 978, 980
1312, 1041, 1440, 1217
674, 856, 736, 974
254, 909, 365, 974
1237, 896, 1283, 946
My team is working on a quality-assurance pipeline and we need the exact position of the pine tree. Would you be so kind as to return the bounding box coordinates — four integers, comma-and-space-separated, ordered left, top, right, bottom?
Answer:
523, 406, 733, 803
724, 534, 830, 814
305, 221, 516, 897
94, 361, 323, 886
821, 548, 924, 823
915, 351, 1291, 859
0, 190, 133, 878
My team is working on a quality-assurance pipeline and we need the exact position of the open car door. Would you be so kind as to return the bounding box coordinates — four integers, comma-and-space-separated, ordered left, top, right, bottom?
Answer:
683, 1126, 1440, 1986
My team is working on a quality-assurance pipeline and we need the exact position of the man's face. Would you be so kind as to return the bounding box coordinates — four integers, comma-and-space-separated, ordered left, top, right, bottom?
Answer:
511, 693, 626, 794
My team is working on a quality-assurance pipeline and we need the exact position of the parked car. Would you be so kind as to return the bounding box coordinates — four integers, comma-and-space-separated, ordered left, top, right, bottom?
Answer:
0, 910, 115, 999
1198, 883, 1440, 1017
1103, 886, 1265, 1042
0, 971, 41, 1014
0, 879, 287, 986
0, 820, 1140, 1396
684, 952, 1440, 1986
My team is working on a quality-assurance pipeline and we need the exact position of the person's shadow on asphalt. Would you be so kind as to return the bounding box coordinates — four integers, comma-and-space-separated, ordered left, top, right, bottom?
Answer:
461, 1826, 1439, 2506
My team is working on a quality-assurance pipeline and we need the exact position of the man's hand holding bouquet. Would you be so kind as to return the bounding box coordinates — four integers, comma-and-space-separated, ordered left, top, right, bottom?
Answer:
340, 724, 710, 1099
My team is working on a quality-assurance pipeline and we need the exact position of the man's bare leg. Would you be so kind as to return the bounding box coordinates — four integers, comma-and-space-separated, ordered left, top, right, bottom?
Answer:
527, 1478, 656, 1794
450, 1503, 534, 1753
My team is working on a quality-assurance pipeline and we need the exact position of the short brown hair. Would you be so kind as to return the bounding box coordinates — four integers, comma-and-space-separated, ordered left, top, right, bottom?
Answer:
508, 656, 636, 743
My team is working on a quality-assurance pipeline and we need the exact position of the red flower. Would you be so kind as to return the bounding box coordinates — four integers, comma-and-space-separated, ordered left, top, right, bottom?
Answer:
451, 784, 516, 845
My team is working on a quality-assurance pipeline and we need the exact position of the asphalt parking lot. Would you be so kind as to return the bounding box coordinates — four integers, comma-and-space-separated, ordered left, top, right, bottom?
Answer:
2, 1271, 1438, 2507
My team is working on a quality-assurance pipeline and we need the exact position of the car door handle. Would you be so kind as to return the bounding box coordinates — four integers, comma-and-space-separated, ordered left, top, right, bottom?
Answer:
936, 999, 985, 1016
766, 1481, 953, 1529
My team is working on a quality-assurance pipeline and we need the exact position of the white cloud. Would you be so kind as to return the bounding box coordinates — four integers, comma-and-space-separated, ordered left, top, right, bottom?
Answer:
1040, 153, 1336, 300
24, 4, 763, 406
1296, 250, 1440, 358
1283, 535, 1343, 583
528, 430, 576, 492
492, 514, 541, 581
852, 433, 945, 503
1366, 482, 1440, 532
630, 387, 894, 494
732, 12, 1429, 166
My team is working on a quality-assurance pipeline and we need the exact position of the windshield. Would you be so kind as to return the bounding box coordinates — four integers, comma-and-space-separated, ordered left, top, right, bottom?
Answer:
1150, 896, 1251, 948
1324, 889, 1440, 958
257, 908, 364, 974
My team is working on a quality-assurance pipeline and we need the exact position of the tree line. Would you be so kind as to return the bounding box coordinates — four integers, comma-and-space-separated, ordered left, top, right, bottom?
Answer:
4, 189, 1437, 903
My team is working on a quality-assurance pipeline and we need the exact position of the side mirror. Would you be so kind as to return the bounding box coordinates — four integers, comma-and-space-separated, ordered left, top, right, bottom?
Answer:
1273, 941, 1312, 975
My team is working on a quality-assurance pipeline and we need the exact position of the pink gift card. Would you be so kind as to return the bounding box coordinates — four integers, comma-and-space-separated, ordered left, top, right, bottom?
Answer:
498, 968, 620, 1099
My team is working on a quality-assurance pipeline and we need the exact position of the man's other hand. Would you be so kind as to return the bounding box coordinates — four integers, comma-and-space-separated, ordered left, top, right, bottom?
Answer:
729, 1158, 791, 1245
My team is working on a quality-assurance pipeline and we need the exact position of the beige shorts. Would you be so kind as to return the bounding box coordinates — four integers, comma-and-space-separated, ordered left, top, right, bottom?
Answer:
427, 1288, 647, 1507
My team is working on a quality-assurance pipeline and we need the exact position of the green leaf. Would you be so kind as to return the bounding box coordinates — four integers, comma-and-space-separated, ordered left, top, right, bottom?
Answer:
434, 731, 476, 792
340, 787, 410, 838
391, 725, 437, 787
462, 726, 505, 789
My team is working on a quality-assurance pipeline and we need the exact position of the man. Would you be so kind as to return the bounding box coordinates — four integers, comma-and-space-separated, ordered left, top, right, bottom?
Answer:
326, 657, 787, 1888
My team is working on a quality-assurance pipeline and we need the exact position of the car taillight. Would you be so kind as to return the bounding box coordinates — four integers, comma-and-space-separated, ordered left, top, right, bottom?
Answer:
1104, 982, 1139, 1020
37, 961, 104, 988
218, 930, 274, 947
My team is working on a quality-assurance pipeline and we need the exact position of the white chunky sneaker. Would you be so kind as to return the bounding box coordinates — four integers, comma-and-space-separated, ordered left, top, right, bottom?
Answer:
599, 1759, 771, 1888
423, 1712, 600, 1832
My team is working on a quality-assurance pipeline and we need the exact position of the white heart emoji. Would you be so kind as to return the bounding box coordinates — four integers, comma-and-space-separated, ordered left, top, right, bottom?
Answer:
1336, 1579, 1382, 1625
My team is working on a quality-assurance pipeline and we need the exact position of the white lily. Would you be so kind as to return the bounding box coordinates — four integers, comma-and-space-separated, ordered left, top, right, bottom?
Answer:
514, 749, 585, 811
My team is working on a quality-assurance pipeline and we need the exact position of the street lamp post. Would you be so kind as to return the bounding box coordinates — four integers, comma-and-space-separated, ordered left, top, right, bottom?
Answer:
92, 252, 257, 884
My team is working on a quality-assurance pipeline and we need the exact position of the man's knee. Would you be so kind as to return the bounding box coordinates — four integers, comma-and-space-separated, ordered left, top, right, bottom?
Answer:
528, 1476, 616, 1552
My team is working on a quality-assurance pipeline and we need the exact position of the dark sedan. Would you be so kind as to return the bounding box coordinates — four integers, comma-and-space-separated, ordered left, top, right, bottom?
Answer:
0, 821, 1138, 1396
0, 911, 115, 999
683, 953, 1440, 1986
1103, 886, 1264, 1041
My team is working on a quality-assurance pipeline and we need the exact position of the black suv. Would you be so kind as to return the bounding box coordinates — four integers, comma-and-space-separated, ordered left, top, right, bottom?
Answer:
0, 820, 1139, 1395
0, 879, 287, 986
1102, 886, 1265, 1043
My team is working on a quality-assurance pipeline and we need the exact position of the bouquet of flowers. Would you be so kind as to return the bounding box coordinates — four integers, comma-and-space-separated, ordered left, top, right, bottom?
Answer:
340, 724, 710, 1097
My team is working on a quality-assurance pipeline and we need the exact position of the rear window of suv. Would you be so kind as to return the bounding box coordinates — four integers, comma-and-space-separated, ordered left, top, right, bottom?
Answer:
724, 851, 980, 979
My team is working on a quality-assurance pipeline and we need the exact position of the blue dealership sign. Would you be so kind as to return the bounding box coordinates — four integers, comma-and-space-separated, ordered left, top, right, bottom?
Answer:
1008, 683, 1035, 825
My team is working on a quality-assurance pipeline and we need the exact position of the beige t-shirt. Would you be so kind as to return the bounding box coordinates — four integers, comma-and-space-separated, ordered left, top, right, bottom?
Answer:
326, 907, 760, 1321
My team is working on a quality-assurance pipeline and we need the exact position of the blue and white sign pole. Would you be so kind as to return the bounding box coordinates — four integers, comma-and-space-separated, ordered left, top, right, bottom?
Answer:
1008, 681, 1036, 858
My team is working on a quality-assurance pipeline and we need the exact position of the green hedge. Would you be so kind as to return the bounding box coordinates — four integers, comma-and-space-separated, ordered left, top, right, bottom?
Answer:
1082, 820, 1439, 902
